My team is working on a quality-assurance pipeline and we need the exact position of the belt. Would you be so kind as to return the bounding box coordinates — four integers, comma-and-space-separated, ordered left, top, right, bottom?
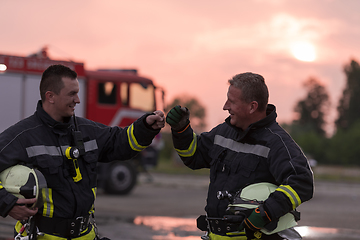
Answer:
207, 217, 243, 234
35, 215, 91, 238
197, 215, 245, 234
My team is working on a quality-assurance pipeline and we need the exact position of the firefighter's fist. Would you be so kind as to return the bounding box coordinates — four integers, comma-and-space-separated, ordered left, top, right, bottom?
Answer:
166, 105, 190, 132
146, 110, 165, 129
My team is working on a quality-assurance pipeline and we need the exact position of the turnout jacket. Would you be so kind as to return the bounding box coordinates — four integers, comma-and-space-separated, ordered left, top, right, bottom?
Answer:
0, 101, 160, 218
171, 104, 314, 221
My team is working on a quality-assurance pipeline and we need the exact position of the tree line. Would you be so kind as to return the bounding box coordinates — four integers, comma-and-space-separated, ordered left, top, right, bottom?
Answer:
283, 59, 360, 166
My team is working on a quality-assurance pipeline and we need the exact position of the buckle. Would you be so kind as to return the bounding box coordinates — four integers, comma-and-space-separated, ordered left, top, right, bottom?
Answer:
68, 216, 88, 237
76, 216, 87, 232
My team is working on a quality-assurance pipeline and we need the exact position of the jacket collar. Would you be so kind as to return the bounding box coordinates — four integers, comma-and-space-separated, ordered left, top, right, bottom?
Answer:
225, 104, 277, 141
35, 100, 72, 130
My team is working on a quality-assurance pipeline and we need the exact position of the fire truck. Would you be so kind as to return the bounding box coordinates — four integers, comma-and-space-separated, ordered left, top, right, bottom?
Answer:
0, 47, 164, 195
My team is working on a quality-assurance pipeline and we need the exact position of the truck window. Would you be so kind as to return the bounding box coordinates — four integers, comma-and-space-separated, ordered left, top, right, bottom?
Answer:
98, 82, 116, 104
129, 83, 155, 112
120, 82, 129, 106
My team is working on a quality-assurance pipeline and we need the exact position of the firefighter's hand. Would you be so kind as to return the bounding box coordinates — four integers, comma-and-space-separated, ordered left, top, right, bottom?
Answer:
146, 111, 165, 130
244, 207, 271, 231
8, 198, 38, 220
166, 105, 190, 132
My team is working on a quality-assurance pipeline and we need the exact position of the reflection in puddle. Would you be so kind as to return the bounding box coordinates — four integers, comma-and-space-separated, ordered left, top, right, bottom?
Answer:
296, 226, 360, 239
134, 216, 202, 239
296, 226, 338, 237
134, 216, 360, 240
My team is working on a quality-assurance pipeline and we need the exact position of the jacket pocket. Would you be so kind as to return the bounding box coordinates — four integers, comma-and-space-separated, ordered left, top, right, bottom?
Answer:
237, 155, 260, 177
209, 148, 229, 183
36, 156, 64, 189
82, 153, 98, 186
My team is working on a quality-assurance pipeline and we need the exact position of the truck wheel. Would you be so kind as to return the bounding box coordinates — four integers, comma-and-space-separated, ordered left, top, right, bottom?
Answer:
104, 161, 137, 195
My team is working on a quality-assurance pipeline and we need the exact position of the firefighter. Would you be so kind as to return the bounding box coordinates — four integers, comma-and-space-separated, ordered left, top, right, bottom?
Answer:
166, 72, 314, 240
0, 64, 165, 239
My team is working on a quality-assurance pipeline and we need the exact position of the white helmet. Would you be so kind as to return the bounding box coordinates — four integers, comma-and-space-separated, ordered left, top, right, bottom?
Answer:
0, 165, 47, 208
226, 182, 297, 235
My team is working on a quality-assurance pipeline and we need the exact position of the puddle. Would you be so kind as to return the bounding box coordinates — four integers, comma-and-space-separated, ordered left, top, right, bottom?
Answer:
296, 226, 360, 239
134, 216, 202, 239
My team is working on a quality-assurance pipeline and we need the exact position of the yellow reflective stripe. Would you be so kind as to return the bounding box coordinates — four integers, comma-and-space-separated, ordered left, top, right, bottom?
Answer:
42, 188, 54, 218
209, 231, 247, 239
15, 221, 24, 235
127, 124, 147, 152
92, 187, 97, 199
89, 187, 97, 214
175, 133, 197, 157
276, 185, 302, 209
0, 181, 3, 189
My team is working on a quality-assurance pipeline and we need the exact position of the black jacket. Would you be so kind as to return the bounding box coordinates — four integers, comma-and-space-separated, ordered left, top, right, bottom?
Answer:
0, 101, 159, 218
171, 104, 314, 221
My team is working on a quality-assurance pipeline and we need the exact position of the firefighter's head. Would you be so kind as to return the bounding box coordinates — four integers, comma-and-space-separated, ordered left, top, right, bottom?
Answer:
223, 72, 268, 130
40, 65, 80, 122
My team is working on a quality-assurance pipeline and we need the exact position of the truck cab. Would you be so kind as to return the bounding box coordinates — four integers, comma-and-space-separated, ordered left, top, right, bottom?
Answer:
85, 69, 163, 195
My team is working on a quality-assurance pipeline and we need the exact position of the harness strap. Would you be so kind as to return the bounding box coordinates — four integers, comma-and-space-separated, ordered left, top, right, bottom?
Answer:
197, 215, 246, 235
35, 215, 90, 238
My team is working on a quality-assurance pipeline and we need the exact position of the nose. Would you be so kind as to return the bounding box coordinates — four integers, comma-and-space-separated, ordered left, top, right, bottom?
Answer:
74, 94, 80, 104
223, 100, 229, 111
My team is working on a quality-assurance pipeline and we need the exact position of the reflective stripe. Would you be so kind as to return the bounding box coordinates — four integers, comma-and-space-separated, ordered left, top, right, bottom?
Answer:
209, 231, 247, 239
26, 140, 99, 158
27, 145, 62, 158
89, 187, 97, 214
276, 185, 301, 209
84, 140, 98, 152
92, 187, 97, 200
42, 188, 54, 218
127, 124, 147, 152
175, 133, 197, 157
214, 135, 270, 158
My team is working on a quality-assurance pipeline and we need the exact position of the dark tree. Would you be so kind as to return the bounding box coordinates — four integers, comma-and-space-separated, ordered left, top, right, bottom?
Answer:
293, 77, 330, 136
336, 59, 360, 131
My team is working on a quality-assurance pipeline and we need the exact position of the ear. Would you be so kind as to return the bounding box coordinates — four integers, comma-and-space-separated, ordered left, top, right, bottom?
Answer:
249, 101, 259, 114
45, 91, 55, 104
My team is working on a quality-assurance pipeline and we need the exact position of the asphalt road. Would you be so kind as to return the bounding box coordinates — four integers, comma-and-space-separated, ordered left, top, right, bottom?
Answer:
1, 173, 360, 239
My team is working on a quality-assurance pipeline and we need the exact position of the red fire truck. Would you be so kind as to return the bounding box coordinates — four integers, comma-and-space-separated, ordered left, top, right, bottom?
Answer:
0, 47, 164, 195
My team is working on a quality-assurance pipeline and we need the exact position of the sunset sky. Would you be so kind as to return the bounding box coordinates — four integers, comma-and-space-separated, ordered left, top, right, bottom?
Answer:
1, 0, 360, 133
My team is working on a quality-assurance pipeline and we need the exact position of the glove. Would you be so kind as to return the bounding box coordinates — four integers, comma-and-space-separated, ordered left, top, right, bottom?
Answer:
243, 206, 271, 231
166, 105, 190, 132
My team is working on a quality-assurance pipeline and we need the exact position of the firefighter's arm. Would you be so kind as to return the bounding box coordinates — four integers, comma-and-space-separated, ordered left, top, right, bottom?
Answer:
265, 146, 314, 221
170, 123, 214, 170
126, 113, 162, 153
8, 198, 38, 220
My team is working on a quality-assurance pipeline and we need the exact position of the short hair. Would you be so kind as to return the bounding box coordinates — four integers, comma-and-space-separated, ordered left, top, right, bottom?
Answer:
228, 72, 269, 112
40, 64, 77, 101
